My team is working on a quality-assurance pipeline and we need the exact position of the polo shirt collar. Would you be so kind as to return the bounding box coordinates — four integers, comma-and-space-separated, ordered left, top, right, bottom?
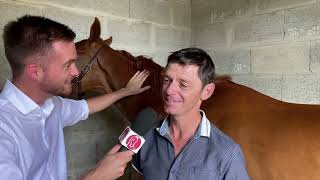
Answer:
0, 80, 54, 116
156, 110, 211, 138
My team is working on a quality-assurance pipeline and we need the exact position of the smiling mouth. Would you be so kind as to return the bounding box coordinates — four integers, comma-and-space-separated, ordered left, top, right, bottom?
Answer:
164, 98, 181, 104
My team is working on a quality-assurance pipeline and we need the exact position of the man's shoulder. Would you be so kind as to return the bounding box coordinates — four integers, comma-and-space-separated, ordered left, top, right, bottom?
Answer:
143, 121, 161, 139
51, 96, 84, 107
51, 96, 68, 104
208, 122, 240, 152
0, 98, 8, 109
0, 99, 17, 118
139, 120, 165, 150
0, 102, 21, 140
199, 122, 245, 171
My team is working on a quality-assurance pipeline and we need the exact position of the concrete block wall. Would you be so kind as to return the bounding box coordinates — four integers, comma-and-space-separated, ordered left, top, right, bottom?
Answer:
3, 0, 319, 178
0, 0, 191, 179
192, 0, 320, 104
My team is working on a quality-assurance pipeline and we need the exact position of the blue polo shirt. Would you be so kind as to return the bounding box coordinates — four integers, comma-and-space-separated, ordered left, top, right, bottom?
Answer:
133, 111, 250, 180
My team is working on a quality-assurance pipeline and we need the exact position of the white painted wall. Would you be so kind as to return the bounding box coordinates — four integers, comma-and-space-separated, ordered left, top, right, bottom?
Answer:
192, 0, 320, 104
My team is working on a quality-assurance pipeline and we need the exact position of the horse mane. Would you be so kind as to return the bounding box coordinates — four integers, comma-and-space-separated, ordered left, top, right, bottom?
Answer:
119, 50, 136, 62
117, 50, 163, 97
214, 75, 232, 84
118, 50, 163, 73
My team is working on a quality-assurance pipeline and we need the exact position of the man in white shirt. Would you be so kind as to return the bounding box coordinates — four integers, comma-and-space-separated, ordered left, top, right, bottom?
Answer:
0, 15, 150, 180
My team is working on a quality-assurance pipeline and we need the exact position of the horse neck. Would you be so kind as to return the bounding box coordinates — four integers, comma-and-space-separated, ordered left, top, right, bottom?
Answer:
110, 51, 166, 121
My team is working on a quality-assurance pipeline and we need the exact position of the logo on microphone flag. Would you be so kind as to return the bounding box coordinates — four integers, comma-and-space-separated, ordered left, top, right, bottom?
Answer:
126, 135, 142, 150
119, 126, 145, 153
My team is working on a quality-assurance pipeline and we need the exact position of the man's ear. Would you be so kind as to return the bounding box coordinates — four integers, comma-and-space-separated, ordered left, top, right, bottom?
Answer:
25, 64, 43, 81
201, 83, 215, 101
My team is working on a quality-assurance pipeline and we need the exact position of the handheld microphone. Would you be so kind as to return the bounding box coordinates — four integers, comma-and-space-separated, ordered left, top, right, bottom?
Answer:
118, 107, 157, 152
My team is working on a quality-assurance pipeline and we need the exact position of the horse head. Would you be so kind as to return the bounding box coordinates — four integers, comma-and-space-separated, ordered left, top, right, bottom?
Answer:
73, 18, 165, 120
73, 18, 115, 96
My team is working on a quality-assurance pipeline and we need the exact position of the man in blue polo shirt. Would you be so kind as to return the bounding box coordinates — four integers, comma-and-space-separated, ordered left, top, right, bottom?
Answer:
133, 48, 250, 180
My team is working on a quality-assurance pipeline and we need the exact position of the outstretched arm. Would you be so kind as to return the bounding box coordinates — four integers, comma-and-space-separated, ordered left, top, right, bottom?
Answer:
86, 70, 150, 114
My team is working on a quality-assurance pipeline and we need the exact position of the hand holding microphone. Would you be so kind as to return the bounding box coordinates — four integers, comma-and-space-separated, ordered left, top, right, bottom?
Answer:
82, 144, 133, 180
119, 107, 157, 152
82, 108, 157, 180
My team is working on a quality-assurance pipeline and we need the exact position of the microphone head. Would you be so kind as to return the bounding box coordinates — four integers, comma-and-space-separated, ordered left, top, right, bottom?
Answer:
130, 107, 158, 136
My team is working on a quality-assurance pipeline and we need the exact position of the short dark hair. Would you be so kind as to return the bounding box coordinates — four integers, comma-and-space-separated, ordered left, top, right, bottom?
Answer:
167, 48, 215, 86
3, 15, 76, 79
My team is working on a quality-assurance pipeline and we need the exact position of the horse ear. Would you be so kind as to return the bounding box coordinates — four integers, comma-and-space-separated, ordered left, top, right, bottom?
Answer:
104, 36, 112, 46
89, 17, 101, 42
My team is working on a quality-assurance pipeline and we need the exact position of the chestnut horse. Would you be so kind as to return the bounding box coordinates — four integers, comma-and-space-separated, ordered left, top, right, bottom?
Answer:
73, 18, 320, 180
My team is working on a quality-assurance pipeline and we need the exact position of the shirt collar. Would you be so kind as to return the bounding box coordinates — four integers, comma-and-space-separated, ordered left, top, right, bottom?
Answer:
156, 110, 211, 138
0, 80, 54, 116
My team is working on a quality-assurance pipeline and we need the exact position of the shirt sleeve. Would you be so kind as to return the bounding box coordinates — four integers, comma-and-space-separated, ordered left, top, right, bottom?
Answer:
0, 130, 23, 179
54, 97, 89, 127
223, 144, 250, 180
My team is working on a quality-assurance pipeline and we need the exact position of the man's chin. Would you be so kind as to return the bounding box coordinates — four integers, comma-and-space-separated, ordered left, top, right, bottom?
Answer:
59, 87, 72, 97
164, 106, 179, 115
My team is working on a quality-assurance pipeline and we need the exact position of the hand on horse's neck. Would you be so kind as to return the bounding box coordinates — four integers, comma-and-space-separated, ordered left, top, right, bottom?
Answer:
169, 112, 202, 156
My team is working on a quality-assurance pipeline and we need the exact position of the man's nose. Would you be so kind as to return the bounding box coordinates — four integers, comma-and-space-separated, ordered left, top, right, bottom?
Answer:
165, 82, 178, 95
70, 64, 79, 76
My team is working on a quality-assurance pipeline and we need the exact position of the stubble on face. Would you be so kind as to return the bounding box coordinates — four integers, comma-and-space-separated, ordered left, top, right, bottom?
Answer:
39, 41, 78, 97
162, 63, 204, 117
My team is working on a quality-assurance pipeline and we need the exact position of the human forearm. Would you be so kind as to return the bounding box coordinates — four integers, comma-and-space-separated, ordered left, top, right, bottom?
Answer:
86, 88, 128, 114
86, 70, 150, 114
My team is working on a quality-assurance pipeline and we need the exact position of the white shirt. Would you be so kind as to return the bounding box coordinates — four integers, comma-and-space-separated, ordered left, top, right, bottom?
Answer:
0, 80, 89, 180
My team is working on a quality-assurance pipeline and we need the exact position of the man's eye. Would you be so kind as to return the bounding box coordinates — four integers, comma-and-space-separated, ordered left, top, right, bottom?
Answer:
163, 78, 170, 83
180, 84, 188, 88
180, 83, 188, 89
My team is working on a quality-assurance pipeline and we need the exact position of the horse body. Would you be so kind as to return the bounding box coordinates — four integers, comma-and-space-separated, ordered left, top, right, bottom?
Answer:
206, 79, 320, 179
73, 18, 320, 180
